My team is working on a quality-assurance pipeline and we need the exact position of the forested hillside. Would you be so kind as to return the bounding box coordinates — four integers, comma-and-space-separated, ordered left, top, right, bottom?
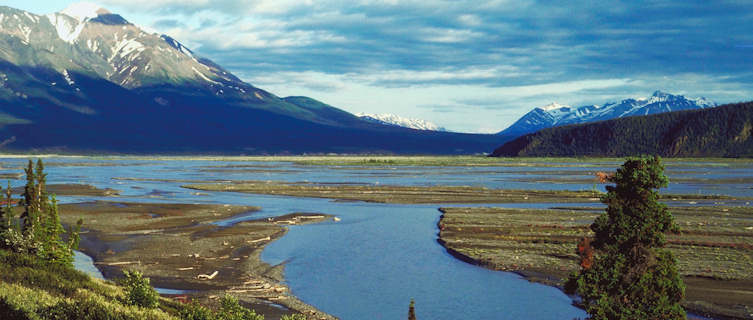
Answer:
491, 102, 753, 157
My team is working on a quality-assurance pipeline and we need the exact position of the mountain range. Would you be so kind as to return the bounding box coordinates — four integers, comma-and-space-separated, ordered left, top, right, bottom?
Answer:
0, 4, 501, 154
356, 113, 446, 131
491, 101, 753, 157
498, 91, 716, 137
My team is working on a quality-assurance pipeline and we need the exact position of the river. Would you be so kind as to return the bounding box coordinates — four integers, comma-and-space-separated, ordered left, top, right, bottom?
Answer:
4, 157, 750, 319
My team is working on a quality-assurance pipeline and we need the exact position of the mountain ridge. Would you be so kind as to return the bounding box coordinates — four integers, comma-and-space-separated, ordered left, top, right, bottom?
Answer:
498, 91, 716, 138
0, 4, 503, 154
491, 102, 753, 158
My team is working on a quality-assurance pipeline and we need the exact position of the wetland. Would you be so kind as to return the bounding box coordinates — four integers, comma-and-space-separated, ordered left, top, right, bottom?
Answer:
1, 156, 751, 319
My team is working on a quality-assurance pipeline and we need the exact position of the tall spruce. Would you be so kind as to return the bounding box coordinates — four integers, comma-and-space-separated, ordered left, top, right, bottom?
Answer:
4, 159, 78, 265
408, 299, 416, 320
565, 156, 685, 319
5, 181, 14, 230
0, 184, 7, 233
19, 160, 37, 236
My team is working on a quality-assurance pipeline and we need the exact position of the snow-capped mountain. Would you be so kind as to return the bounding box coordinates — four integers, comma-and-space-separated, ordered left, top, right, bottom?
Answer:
0, 4, 499, 154
0, 3, 257, 93
356, 113, 446, 131
498, 91, 717, 137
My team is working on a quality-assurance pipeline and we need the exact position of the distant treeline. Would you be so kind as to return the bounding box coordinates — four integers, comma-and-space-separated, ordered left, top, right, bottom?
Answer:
491, 101, 753, 157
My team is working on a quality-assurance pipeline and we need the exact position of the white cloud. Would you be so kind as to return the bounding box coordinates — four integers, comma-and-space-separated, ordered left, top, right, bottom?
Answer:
247, 69, 636, 133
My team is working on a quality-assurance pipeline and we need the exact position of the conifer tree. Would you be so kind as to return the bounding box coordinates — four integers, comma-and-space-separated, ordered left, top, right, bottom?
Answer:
0, 184, 7, 233
5, 181, 15, 231
2, 159, 79, 265
408, 299, 416, 320
565, 156, 685, 319
20, 160, 37, 237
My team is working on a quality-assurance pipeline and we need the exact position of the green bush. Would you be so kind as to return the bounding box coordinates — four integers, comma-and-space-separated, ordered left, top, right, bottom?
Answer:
280, 314, 307, 320
122, 270, 160, 309
217, 295, 263, 320
177, 295, 265, 320
178, 302, 214, 320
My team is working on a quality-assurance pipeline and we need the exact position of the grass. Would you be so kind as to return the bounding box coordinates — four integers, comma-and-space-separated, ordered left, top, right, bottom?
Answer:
437, 206, 753, 319
0, 250, 181, 320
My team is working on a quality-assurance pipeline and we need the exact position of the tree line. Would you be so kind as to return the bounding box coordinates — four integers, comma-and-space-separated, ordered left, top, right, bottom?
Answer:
492, 101, 753, 157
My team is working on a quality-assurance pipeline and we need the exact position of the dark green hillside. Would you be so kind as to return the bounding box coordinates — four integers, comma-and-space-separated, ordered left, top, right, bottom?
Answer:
491, 102, 753, 157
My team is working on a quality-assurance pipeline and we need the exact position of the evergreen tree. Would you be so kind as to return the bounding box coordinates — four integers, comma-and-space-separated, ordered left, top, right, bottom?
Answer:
4, 181, 12, 230
1, 159, 79, 265
565, 156, 685, 319
0, 183, 8, 233
408, 299, 416, 320
20, 160, 37, 237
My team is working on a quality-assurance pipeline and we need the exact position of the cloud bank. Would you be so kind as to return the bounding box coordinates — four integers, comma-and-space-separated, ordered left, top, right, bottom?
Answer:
14, 0, 753, 132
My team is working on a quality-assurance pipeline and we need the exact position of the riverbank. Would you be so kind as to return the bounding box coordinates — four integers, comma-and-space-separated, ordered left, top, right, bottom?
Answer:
437, 206, 753, 319
58, 201, 336, 320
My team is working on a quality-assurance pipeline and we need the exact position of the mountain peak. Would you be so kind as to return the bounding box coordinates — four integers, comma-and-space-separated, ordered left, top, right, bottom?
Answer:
356, 113, 446, 131
498, 91, 717, 136
538, 102, 569, 111
60, 2, 110, 22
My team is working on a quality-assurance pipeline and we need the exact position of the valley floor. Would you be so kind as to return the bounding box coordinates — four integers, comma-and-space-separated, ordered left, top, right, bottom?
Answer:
438, 206, 753, 319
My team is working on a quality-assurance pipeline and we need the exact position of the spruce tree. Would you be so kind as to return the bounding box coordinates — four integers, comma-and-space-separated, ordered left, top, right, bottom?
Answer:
0, 184, 7, 233
20, 160, 37, 237
5, 159, 78, 265
565, 156, 685, 319
408, 299, 416, 320
4, 181, 11, 225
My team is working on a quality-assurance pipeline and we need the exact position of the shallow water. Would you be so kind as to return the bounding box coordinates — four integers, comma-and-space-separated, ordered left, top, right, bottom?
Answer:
10, 157, 750, 319
73, 250, 104, 279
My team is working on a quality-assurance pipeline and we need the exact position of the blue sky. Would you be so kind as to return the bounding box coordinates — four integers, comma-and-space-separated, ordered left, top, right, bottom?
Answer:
6, 1, 753, 133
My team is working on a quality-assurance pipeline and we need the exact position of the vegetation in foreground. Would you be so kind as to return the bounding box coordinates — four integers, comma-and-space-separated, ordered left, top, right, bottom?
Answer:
0, 160, 307, 320
565, 157, 685, 319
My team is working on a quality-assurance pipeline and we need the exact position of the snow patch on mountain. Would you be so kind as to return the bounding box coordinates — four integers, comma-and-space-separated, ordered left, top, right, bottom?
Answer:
61, 2, 109, 22
539, 102, 569, 111
46, 13, 85, 43
499, 91, 717, 136
357, 113, 446, 131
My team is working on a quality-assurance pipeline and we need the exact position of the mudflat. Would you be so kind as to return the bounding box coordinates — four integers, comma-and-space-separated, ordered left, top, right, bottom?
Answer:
437, 206, 753, 319
10, 184, 120, 197
58, 201, 336, 320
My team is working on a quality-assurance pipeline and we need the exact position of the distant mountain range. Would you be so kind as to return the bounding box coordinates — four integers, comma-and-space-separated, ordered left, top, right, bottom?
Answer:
356, 113, 446, 131
0, 4, 501, 154
498, 91, 716, 137
491, 102, 753, 157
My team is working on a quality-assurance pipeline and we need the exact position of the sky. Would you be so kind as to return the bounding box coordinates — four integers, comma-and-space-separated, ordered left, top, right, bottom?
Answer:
6, 1, 753, 133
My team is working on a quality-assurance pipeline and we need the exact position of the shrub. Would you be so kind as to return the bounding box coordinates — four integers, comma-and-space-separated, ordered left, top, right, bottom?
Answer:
122, 270, 160, 309
217, 295, 263, 320
178, 302, 214, 320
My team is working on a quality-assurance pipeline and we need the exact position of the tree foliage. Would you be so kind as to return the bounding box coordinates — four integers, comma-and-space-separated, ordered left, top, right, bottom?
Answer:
408, 298, 416, 320
123, 270, 160, 309
565, 156, 686, 319
0, 159, 80, 266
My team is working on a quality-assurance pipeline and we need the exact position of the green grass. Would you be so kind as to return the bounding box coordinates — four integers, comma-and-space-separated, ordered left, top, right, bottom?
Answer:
0, 250, 180, 320
0, 250, 306, 320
